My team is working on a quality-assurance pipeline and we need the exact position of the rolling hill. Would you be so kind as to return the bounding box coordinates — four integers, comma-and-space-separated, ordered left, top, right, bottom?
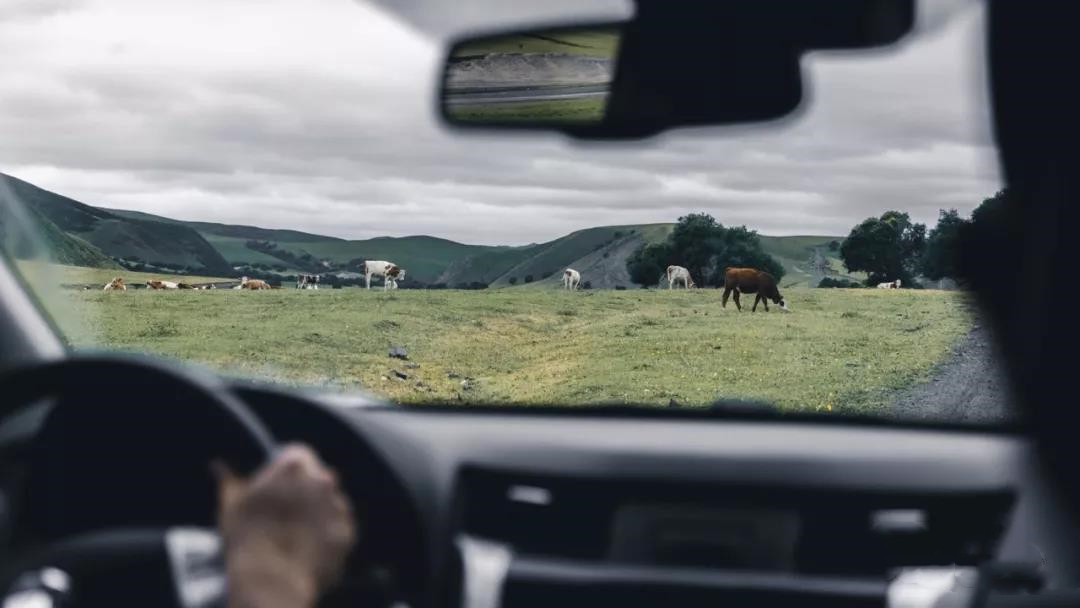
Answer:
2, 173, 856, 288
1, 174, 231, 274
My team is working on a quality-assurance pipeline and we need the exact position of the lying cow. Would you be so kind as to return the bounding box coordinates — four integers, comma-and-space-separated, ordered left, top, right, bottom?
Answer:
146, 280, 196, 290
666, 265, 695, 289
877, 279, 902, 289
364, 260, 406, 290
236, 276, 271, 290
563, 268, 581, 290
103, 277, 126, 291
722, 267, 789, 312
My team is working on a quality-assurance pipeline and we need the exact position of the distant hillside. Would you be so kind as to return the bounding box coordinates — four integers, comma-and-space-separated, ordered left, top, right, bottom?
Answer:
2, 174, 859, 287
103, 207, 502, 282
2, 175, 231, 274
0, 188, 118, 269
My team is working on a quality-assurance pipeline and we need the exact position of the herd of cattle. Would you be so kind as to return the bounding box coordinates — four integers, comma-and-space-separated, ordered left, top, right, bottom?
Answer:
99, 259, 901, 312
100, 260, 409, 292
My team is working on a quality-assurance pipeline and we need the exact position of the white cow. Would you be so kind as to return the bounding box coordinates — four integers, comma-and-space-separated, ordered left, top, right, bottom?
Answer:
363, 260, 406, 290
877, 279, 902, 289
563, 268, 581, 290
297, 274, 320, 290
666, 265, 695, 289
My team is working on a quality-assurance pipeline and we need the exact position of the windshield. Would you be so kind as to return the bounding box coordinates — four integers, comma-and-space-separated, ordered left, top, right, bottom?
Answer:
0, 0, 1010, 423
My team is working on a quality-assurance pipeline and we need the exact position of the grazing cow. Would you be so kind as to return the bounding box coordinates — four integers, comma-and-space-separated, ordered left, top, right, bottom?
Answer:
364, 260, 405, 290
666, 265, 695, 289
563, 268, 581, 290
102, 277, 126, 291
297, 274, 320, 290
145, 280, 180, 290
877, 279, 902, 289
722, 267, 789, 312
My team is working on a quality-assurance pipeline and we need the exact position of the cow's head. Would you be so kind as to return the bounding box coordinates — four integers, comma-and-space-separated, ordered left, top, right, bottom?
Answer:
771, 287, 790, 311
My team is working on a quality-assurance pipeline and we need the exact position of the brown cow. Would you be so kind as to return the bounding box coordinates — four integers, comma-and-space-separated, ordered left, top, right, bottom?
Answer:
722, 267, 789, 312
240, 278, 272, 290
102, 277, 126, 291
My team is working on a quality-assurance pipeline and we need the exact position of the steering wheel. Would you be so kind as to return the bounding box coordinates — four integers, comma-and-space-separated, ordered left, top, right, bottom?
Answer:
0, 355, 277, 608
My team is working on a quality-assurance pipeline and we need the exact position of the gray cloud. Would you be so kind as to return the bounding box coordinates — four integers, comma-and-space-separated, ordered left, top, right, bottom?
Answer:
0, 0, 1000, 245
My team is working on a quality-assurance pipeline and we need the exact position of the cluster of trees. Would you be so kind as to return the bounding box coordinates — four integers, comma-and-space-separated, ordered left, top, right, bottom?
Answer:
627, 213, 784, 287
245, 240, 327, 273
839, 189, 1009, 285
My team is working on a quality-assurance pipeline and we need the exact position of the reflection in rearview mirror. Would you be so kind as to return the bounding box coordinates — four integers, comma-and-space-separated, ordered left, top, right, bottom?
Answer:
442, 26, 622, 127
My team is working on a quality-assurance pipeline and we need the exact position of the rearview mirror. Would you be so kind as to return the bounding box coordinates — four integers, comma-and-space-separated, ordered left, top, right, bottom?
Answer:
439, 1, 914, 139
442, 25, 623, 128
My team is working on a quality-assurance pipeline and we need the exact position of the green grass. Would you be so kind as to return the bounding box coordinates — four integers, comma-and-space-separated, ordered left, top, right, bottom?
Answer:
52, 282, 973, 414
449, 96, 607, 124
455, 30, 620, 57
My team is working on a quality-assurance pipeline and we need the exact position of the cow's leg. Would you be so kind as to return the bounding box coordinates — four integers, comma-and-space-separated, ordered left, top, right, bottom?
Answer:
722, 288, 730, 308
762, 297, 769, 312
365, 273, 371, 289
733, 290, 742, 311
752, 294, 760, 312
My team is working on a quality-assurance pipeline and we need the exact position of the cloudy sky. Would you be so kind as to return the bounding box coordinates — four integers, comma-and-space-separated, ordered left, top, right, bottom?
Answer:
0, 0, 999, 245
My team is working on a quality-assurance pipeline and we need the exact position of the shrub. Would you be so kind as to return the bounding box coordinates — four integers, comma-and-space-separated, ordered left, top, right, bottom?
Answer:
508, 277, 518, 285
582, 281, 593, 290
524, 275, 534, 284
615, 285, 627, 291
818, 277, 862, 288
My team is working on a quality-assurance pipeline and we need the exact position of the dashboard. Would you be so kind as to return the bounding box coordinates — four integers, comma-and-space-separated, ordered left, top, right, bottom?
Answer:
1, 381, 1076, 608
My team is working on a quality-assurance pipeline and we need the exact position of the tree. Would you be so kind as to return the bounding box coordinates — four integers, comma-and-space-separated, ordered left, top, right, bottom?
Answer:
626, 213, 783, 287
919, 209, 969, 280
840, 211, 926, 285
508, 277, 518, 285
627, 242, 674, 286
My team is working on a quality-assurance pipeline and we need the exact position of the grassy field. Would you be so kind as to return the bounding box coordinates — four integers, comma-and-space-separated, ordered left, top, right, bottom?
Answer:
448, 97, 607, 124
50, 278, 973, 413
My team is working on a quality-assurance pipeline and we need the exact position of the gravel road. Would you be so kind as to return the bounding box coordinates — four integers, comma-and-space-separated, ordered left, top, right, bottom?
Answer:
890, 322, 1016, 424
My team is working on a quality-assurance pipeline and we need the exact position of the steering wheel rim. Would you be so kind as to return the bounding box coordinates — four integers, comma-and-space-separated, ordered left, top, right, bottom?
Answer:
0, 354, 275, 474
0, 354, 278, 607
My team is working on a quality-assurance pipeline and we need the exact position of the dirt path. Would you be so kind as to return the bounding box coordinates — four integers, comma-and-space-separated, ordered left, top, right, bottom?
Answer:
890, 322, 1016, 423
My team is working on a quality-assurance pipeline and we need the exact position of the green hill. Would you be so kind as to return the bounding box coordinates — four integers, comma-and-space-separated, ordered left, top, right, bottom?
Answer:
106, 208, 500, 282
0, 190, 118, 269
1, 175, 231, 274
3, 174, 859, 288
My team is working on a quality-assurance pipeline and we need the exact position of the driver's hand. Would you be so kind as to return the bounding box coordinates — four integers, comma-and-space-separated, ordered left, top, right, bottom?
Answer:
214, 444, 356, 608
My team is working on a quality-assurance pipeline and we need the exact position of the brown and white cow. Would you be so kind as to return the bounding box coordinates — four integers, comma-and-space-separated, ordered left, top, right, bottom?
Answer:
364, 261, 405, 290
666, 265, 695, 289
877, 279, 902, 289
145, 280, 179, 290
722, 267, 789, 312
103, 277, 126, 291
